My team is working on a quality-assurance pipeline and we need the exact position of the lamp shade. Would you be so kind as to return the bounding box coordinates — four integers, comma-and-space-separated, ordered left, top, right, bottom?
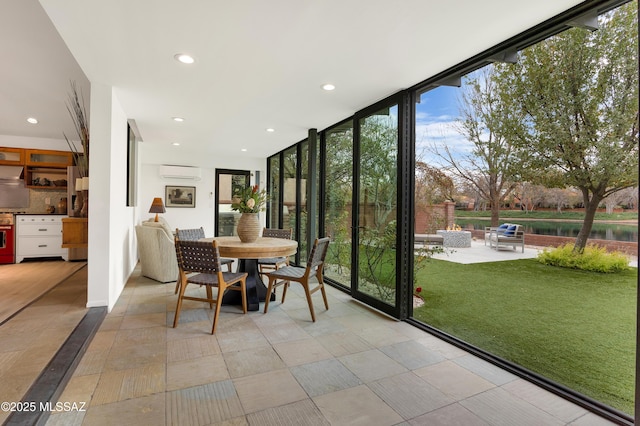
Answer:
149, 197, 166, 222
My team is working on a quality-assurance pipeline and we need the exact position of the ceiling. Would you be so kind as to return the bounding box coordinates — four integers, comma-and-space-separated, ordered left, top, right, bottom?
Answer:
1, 0, 584, 159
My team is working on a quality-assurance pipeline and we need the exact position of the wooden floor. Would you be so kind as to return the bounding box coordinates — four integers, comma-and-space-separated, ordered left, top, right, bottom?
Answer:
0, 260, 87, 324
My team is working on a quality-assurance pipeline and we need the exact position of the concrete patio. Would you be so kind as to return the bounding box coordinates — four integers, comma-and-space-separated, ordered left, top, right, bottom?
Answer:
428, 238, 638, 267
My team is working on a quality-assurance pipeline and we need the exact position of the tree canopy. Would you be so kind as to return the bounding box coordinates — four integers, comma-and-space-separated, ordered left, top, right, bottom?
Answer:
496, 2, 638, 251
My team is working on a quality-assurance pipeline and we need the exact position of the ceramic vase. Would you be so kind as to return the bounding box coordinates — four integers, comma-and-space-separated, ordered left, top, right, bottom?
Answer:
81, 190, 88, 217
74, 191, 83, 217
237, 213, 260, 243
57, 197, 68, 215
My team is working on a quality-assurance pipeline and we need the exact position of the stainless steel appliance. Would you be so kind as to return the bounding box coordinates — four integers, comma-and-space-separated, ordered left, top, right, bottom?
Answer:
0, 213, 15, 264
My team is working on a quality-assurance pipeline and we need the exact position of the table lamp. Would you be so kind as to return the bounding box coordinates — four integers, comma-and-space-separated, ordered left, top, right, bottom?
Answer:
149, 197, 166, 222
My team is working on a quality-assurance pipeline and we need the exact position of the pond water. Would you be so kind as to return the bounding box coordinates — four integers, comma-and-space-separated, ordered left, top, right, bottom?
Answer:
455, 219, 638, 242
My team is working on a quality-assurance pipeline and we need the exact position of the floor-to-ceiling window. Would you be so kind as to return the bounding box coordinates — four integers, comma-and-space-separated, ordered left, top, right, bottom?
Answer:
353, 104, 399, 314
282, 145, 299, 264
323, 121, 354, 288
265, 1, 636, 422
299, 141, 309, 262
267, 155, 281, 229
411, 1, 637, 418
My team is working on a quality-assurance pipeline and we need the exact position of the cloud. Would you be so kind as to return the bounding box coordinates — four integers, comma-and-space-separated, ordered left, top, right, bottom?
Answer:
415, 117, 477, 165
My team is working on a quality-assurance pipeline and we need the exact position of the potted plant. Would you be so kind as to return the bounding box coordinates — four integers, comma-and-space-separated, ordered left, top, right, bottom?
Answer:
231, 185, 267, 243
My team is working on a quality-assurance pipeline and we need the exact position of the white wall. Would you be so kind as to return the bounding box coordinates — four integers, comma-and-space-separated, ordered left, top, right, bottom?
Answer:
0, 135, 73, 152
86, 83, 138, 310
138, 143, 266, 236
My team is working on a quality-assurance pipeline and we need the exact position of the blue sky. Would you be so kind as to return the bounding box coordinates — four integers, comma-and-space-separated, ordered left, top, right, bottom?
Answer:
414, 76, 478, 164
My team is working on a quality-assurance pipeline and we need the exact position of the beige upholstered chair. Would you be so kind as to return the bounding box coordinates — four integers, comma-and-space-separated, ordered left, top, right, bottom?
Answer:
173, 239, 247, 334
264, 237, 330, 322
135, 218, 179, 283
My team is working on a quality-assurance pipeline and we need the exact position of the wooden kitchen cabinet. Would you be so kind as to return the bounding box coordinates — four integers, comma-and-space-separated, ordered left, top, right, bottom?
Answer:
23, 149, 74, 189
61, 218, 88, 248
62, 217, 88, 260
0, 147, 25, 165
25, 149, 73, 167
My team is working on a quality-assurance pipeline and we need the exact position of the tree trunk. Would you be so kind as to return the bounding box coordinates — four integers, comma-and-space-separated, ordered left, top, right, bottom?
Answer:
574, 193, 602, 253
490, 201, 500, 227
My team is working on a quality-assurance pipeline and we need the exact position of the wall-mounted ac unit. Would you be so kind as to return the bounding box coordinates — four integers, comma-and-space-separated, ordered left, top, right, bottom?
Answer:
159, 165, 202, 181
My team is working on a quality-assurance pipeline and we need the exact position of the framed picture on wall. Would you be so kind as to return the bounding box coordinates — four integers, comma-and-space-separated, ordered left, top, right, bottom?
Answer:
165, 185, 196, 208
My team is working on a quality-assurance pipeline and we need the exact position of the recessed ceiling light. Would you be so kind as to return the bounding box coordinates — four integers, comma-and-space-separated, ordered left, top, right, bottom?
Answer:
172, 142, 181, 146
174, 54, 195, 64
172, 117, 184, 122
26, 117, 38, 124
266, 128, 275, 133
241, 148, 247, 152
322, 83, 335, 91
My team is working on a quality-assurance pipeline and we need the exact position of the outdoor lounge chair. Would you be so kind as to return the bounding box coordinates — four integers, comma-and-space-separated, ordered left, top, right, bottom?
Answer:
488, 224, 525, 252
484, 223, 511, 246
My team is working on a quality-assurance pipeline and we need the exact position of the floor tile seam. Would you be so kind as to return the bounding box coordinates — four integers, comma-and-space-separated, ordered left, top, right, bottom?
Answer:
495, 379, 586, 424
412, 366, 499, 403
400, 401, 462, 422
84, 312, 133, 376
89, 363, 168, 408
364, 380, 453, 423
311, 383, 401, 422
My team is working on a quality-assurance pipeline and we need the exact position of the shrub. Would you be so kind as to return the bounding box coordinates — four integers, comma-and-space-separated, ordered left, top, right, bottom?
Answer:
537, 243, 631, 273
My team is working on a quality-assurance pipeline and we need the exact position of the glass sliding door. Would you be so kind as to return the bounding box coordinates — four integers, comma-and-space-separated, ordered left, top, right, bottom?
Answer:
323, 121, 354, 288
267, 155, 281, 228
215, 169, 249, 237
354, 104, 399, 314
299, 141, 309, 263
282, 146, 298, 263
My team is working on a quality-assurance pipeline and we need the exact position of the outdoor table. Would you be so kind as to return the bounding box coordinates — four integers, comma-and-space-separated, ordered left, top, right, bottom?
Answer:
200, 236, 298, 311
435, 230, 472, 248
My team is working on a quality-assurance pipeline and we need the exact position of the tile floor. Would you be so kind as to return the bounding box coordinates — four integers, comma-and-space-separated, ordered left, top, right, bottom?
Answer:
6, 266, 619, 425
40, 266, 610, 426
0, 264, 89, 425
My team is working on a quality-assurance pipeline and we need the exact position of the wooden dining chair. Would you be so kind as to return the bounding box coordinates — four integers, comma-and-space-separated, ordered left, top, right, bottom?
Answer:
263, 237, 330, 322
174, 227, 234, 294
173, 238, 247, 334
258, 228, 293, 282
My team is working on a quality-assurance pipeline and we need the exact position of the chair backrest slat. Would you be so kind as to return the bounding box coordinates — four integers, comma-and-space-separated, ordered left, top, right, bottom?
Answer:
175, 239, 223, 274
262, 228, 292, 240
306, 237, 330, 271
176, 227, 206, 241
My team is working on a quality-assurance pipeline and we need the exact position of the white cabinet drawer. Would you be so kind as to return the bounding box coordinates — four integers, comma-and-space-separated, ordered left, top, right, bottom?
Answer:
18, 237, 66, 256
17, 215, 64, 225
17, 223, 62, 236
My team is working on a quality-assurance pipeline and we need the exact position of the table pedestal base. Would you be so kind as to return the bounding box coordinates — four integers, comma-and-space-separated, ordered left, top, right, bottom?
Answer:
222, 259, 274, 311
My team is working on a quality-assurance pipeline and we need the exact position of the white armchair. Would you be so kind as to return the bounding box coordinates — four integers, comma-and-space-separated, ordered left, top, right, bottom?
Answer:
135, 218, 179, 283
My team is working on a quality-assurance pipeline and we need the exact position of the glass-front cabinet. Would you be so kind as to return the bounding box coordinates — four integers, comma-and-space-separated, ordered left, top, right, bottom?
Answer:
0, 147, 25, 165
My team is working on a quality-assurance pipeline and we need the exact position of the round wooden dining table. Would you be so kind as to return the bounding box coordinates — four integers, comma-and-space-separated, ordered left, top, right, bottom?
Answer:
201, 236, 298, 311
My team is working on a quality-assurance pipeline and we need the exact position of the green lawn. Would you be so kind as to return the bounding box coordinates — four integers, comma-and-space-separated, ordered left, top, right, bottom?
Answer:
413, 258, 637, 414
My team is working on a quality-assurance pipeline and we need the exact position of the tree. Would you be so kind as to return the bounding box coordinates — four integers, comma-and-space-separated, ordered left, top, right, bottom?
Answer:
545, 188, 574, 214
603, 187, 638, 213
498, 2, 638, 252
360, 113, 398, 229
427, 68, 521, 226
415, 161, 455, 207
